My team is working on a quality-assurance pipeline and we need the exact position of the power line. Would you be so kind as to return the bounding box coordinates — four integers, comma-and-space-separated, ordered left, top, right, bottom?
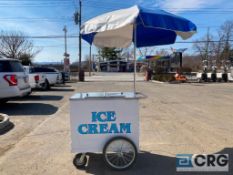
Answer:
0, 0, 73, 7
82, 1, 233, 15
85, 0, 233, 10
176, 40, 233, 44
84, 3, 233, 14
2, 34, 231, 44
0, 35, 80, 39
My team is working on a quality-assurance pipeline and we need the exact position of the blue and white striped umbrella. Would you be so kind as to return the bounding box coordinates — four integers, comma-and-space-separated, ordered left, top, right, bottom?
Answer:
81, 5, 197, 48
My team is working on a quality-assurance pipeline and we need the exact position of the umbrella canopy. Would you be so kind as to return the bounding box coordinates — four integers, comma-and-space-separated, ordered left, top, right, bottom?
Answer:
81, 5, 197, 48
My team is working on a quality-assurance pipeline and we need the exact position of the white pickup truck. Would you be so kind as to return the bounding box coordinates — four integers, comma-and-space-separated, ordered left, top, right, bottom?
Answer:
32, 67, 62, 88
23, 66, 48, 90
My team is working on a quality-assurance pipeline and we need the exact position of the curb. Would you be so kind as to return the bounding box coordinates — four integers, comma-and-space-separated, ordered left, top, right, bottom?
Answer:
151, 80, 166, 84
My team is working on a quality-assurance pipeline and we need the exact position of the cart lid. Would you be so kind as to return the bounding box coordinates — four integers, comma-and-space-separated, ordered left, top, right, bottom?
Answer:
70, 92, 144, 100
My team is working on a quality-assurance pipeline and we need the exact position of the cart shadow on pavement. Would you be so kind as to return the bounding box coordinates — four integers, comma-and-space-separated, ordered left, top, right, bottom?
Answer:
48, 88, 75, 92
86, 80, 145, 83
83, 148, 232, 175
0, 121, 14, 135
0, 103, 58, 116
14, 95, 64, 101
54, 84, 72, 88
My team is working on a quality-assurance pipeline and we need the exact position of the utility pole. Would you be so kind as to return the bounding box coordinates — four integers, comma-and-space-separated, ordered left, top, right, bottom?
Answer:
63, 25, 70, 73
74, 0, 84, 81
206, 27, 210, 62
79, 0, 83, 81
89, 45, 92, 76
63, 26, 67, 55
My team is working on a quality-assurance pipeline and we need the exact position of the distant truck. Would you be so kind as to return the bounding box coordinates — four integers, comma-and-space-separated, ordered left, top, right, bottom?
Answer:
32, 67, 63, 87
23, 66, 48, 90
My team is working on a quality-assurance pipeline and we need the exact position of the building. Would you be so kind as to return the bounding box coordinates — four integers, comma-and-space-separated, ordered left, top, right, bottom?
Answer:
98, 60, 134, 72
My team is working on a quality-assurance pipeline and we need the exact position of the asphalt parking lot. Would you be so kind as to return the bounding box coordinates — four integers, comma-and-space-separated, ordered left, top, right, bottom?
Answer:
0, 73, 232, 175
0, 85, 75, 157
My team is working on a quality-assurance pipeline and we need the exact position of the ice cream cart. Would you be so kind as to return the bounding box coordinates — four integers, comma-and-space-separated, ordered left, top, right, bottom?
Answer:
70, 92, 141, 170
70, 4, 196, 171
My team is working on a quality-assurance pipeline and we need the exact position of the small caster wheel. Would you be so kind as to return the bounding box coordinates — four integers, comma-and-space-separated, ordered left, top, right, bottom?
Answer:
103, 137, 137, 170
73, 153, 87, 169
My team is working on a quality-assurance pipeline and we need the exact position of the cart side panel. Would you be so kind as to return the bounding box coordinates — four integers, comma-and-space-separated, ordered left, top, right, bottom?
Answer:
70, 98, 139, 153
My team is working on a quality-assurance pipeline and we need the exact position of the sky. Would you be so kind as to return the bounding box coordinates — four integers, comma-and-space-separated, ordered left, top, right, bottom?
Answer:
0, 0, 233, 63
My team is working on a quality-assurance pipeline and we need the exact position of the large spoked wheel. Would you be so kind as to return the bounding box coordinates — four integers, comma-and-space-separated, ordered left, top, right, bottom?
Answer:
73, 153, 87, 169
103, 137, 137, 170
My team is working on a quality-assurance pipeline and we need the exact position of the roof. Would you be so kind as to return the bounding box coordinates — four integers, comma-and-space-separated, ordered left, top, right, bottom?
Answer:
99, 60, 130, 63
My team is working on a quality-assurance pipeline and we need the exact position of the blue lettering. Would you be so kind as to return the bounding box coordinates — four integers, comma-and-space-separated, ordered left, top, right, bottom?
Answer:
92, 111, 117, 122
109, 123, 119, 133
92, 112, 98, 122
108, 111, 116, 121
78, 123, 131, 134
99, 124, 109, 134
88, 124, 98, 134
78, 112, 132, 135
120, 123, 131, 133
99, 112, 108, 122
78, 124, 88, 134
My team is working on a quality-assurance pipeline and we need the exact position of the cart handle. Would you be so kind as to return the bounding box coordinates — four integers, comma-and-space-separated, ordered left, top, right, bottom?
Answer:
71, 92, 147, 100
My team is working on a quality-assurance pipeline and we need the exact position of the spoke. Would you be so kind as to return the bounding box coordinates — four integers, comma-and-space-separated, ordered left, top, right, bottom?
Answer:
108, 154, 119, 163
118, 157, 123, 166
121, 156, 128, 165
123, 155, 133, 162
108, 154, 117, 161
112, 156, 120, 166
124, 152, 134, 159
105, 139, 136, 169
117, 157, 121, 166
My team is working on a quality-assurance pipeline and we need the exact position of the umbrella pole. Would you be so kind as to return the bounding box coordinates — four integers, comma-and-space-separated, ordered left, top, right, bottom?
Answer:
133, 23, 137, 94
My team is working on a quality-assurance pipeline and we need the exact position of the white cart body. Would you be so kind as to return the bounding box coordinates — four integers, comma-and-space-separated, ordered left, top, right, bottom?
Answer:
70, 92, 139, 153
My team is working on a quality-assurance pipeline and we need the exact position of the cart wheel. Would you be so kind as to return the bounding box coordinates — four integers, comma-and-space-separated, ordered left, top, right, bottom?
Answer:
73, 153, 87, 169
103, 137, 137, 170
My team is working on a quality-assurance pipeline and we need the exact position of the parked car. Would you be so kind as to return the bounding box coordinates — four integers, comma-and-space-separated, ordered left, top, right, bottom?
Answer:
61, 71, 70, 81
32, 67, 61, 87
23, 66, 48, 90
54, 68, 63, 84
0, 58, 31, 103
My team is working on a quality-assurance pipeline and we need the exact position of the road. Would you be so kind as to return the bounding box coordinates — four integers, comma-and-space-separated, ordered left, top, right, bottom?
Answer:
0, 73, 232, 175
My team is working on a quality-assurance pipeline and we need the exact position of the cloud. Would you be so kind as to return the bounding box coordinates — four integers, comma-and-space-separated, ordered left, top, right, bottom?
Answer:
158, 0, 223, 12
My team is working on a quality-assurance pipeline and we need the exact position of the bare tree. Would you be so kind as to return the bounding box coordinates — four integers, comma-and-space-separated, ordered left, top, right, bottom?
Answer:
194, 21, 233, 69
182, 54, 202, 71
155, 48, 169, 56
0, 31, 40, 65
193, 28, 214, 62
211, 33, 224, 66
119, 47, 134, 61
138, 47, 156, 57
218, 20, 233, 62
